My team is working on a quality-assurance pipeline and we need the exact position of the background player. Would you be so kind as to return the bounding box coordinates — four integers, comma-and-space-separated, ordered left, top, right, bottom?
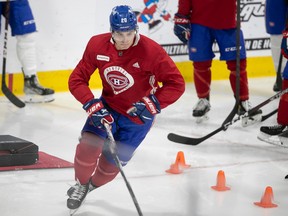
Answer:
173, 0, 262, 124
0, 0, 54, 103
265, 0, 288, 92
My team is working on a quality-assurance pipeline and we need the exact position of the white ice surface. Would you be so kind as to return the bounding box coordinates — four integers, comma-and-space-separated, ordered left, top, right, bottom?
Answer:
0, 77, 287, 216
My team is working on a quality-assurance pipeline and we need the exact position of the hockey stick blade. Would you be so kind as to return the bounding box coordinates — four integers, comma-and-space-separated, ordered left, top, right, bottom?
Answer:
1, 81, 25, 108
168, 126, 225, 145
261, 108, 278, 122
168, 89, 288, 145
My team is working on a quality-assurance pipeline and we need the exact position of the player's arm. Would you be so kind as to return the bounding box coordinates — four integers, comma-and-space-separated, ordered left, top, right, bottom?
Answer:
69, 38, 97, 104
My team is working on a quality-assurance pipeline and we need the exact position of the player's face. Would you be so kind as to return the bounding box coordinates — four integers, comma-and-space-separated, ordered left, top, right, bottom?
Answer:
112, 30, 136, 50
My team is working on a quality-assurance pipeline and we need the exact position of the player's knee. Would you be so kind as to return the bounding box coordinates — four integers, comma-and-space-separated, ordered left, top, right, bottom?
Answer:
193, 60, 212, 71
226, 59, 247, 71
16, 32, 36, 47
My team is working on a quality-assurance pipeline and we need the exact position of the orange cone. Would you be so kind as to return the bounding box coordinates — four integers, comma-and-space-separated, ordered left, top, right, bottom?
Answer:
175, 151, 191, 169
211, 170, 230, 191
254, 186, 278, 208
165, 163, 182, 174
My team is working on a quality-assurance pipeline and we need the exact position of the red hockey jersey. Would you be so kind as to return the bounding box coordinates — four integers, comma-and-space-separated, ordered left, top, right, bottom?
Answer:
177, 0, 237, 29
69, 33, 185, 122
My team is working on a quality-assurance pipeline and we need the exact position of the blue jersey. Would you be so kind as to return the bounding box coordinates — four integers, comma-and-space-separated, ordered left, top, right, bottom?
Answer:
265, 0, 288, 34
0, 0, 36, 36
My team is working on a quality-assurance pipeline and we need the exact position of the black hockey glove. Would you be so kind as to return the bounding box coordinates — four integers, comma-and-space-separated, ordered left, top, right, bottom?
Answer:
173, 13, 190, 44
83, 98, 114, 129
281, 28, 288, 59
127, 95, 161, 124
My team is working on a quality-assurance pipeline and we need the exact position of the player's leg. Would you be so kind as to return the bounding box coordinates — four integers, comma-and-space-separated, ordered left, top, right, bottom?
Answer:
265, 0, 287, 91
67, 118, 105, 209
10, 0, 54, 103
216, 28, 262, 126
258, 63, 288, 146
188, 24, 214, 122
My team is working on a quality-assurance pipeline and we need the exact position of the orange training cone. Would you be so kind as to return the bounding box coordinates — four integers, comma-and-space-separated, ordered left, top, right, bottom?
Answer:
211, 170, 230, 191
254, 186, 278, 208
165, 163, 182, 174
175, 151, 191, 169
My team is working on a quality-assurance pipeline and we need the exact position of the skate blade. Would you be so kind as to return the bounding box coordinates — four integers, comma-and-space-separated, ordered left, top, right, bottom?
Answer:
257, 132, 287, 147
195, 114, 209, 124
25, 94, 55, 103
241, 113, 262, 127
69, 208, 79, 216
279, 131, 288, 147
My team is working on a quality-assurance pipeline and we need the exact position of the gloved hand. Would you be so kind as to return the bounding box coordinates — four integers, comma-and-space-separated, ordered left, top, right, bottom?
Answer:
127, 95, 161, 124
83, 98, 114, 129
173, 13, 190, 44
281, 28, 288, 59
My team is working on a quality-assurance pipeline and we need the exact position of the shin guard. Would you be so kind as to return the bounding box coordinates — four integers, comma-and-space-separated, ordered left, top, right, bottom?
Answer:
277, 79, 288, 125
193, 60, 212, 98
227, 59, 249, 100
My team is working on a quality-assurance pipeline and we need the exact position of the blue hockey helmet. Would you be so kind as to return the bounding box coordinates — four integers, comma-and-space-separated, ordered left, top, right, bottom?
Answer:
110, 5, 138, 32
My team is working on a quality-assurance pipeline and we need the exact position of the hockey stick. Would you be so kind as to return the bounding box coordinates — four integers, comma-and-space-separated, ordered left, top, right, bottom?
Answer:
261, 108, 278, 122
104, 123, 143, 216
1, 0, 25, 108
167, 88, 288, 145
221, 0, 241, 127
274, 50, 283, 91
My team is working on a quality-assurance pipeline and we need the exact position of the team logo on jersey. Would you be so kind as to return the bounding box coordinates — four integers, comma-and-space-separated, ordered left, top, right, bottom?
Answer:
104, 66, 134, 95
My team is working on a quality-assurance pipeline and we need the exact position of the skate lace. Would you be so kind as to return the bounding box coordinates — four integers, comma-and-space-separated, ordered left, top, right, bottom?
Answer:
70, 183, 88, 201
194, 98, 209, 111
240, 100, 252, 112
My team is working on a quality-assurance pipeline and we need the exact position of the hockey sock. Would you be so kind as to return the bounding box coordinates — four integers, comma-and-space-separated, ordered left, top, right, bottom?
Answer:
227, 59, 249, 101
277, 79, 288, 125
271, 35, 286, 73
16, 33, 37, 76
74, 133, 104, 184
91, 155, 119, 187
193, 60, 212, 98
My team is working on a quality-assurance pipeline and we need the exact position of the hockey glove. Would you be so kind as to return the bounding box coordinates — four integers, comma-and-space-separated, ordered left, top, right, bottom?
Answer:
83, 99, 114, 129
173, 13, 190, 44
127, 95, 161, 124
282, 28, 288, 59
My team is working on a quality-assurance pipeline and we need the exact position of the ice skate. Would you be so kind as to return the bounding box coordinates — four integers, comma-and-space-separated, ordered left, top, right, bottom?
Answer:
257, 125, 288, 147
279, 130, 288, 147
67, 181, 89, 212
67, 180, 97, 198
67, 179, 97, 215
24, 74, 55, 103
192, 98, 210, 123
238, 100, 262, 127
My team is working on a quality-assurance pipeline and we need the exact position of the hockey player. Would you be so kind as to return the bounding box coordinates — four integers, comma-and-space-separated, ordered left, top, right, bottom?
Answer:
0, 0, 54, 103
173, 0, 262, 124
265, 0, 288, 92
66, 5, 185, 211
258, 26, 288, 146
